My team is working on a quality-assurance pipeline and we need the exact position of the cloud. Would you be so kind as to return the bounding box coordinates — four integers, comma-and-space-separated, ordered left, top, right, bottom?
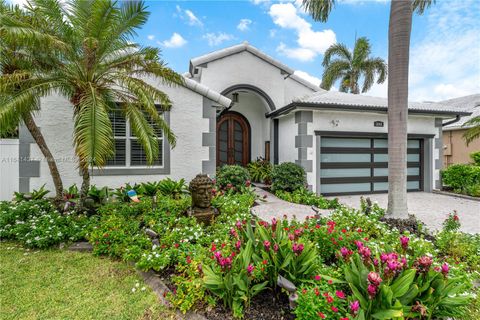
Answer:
269, 3, 336, 62
251, 0, 270, 5
175, 5, 203, 27
294, 70, 322, 86
237, 19, 252, 31
269, 29, 277, 38
160, 33, 187, 48
147, 35, 155, 40
408, 0, 480, 101
202, 32, 235, 46
276, 43, 316, 62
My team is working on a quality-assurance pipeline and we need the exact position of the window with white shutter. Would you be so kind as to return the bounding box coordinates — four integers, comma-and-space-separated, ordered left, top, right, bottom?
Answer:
106, 107, 164, 168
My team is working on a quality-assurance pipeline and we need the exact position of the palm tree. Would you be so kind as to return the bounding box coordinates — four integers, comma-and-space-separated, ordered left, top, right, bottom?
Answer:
0, 1, 64, 201
0, 0, 184, 209
321, 37, 387, 94
463, 116, 480, 145
302, 0, 434, 217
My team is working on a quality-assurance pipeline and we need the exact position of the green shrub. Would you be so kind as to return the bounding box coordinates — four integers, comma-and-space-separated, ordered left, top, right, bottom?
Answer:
247, 158, 273, 184
442, 164, 480, 196
471, 151, 480, 166
0, 200, 91, 248
157, 178, 189, 199
215, 165, 250, 191
271, 162, 306, 192
14, 184, 50, 202
275, 187, 339, 209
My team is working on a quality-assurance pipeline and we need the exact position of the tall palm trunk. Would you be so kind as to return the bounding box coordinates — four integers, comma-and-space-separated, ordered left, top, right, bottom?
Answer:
23, 112, 64, 200
78, 160, 90, 211
387, 0, 412, 217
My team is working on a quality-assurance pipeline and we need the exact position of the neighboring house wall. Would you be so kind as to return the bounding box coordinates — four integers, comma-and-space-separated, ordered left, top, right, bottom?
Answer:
443, 128, 480, 166
25, 81, 216, 194
0, 139, 19, 200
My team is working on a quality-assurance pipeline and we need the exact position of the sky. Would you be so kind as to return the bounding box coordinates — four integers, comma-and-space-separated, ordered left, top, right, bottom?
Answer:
8, 0, 480, 102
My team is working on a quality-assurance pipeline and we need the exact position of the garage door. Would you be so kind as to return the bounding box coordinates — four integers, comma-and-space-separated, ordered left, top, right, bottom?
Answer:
319, 137, 423, 195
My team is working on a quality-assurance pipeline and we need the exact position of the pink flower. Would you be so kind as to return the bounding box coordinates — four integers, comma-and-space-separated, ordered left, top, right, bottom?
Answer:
273, 243, 279, 252
355, 240, 364, 249
235, 240, 241, 250
318, 312, 326, 319
245, 180, 251, 187
314, 275, 321, 281
359, 246, 371, 259
367, 284, 377, 298
340, 247, 353, 259
235, 220, 242, 229
400, 235, 410, 250
247, 264, 254, 274
263, 240, 271, 251
441, 262, 449, 276
373, 258, 379, 266
292, 242, 304, 255
367, 272, 382, 286
331, 306, 339, 312
350, 300, 360, 314
415, 256, 433, 273
230, 228, 238, 237
335, 290, 346, 299
288, 233, 295, 241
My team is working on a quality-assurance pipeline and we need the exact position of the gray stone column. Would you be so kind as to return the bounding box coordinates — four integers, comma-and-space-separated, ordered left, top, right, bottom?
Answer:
434, 118, 443, 190
295, 111, 313, 189
202, 97, 217, 176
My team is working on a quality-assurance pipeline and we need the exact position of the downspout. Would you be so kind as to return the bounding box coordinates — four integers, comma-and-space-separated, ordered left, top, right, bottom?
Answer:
442, 115, 461, 127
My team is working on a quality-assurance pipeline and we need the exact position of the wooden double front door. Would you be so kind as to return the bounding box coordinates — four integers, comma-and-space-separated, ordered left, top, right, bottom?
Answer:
216, 112, 250, 166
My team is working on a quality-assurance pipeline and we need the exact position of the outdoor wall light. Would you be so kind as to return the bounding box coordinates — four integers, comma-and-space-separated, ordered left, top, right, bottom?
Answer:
232, 92, 239, 103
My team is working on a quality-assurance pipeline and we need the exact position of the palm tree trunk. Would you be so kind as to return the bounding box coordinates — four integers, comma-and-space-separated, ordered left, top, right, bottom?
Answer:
22, 112, 64, 200
78, 161, 90, 211
387, 0, 412, 217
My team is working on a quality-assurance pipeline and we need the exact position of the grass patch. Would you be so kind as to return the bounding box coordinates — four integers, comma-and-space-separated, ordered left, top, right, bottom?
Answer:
0, 242, 177, 320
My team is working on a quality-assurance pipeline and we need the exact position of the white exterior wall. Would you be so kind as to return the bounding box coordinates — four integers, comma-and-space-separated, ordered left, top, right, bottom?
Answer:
28, 82, 211, 193
309, 110, 438, 192
197, 51, 316, 108
278, 114, 296, 163
0, 139, 19, 200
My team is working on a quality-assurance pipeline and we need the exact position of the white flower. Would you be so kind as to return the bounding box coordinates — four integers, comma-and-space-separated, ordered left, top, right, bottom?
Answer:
141, 287, 146, 291
135, 283, 140, 288
131, 288, 136, 293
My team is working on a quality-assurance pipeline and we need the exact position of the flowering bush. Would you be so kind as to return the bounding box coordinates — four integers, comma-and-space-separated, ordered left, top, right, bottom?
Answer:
215, 165, 251, 192
0, 200, 91, 248
275, 187, 340, 209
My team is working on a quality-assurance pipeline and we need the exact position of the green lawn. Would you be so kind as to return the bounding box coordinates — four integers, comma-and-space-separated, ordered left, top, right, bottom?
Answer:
0, 242, 177, 320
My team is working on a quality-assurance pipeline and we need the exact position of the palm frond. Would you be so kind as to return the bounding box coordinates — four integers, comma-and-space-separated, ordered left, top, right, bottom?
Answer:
322, 43, 351, 67
463, 116, 480, 145
352, 37, 371, 66
301, 0, 336, 22
73, 85, 114, 168
412, 0, 436, 15
320, 60, 350, 90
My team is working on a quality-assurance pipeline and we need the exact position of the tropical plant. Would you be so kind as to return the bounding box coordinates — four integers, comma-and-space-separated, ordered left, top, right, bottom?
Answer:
0, 0, 184, 209
464, 115, 480, 145
157, 178, 188, 199
470, 151, 480, 165
301, 0, 435, 218
139, 181, 161, 197
442, 164, 480, 196
203, 239, 268, 318
216, 165, 251, 191
14, 184, 50, 202
247, 158, 273, 184
271, 162, 306, 192
320, 37, 387, 93
0, 1, 64, 199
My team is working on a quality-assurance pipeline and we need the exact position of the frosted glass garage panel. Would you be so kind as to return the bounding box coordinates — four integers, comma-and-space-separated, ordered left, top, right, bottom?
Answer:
321, 183, 371, 193
321, 168, 370, 178
407, 154, 420, 162
321, 153, 371, 162
374, 154, 388, 162
374, 139, 388, 148
322, 138, 370, 148
407, 140, 420, 148
374, 167, 420, 176
407, 181, 420, 189
373, 182, 389, 191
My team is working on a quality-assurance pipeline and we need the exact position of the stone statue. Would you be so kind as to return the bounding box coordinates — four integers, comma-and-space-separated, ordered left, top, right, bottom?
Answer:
188, 174, 219, 224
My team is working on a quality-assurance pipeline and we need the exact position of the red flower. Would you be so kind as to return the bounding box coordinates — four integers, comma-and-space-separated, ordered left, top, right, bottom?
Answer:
262, 259, 268, 265
314, 288, 320, 296
318, 312, 326, 319
326, 295, 334, 303
335, 290, 346, 299
314, 275, 321, 281
331, 306, 339, 313
328, 280, 333, 284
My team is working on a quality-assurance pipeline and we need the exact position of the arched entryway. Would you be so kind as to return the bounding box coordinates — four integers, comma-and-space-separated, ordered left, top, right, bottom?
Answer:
216, 112, 250, 166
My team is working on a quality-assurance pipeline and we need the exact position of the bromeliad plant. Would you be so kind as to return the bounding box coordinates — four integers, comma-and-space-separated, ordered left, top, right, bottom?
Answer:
203, 239, 268, 318
340, 241, 472, 319
157, 178, 189, 199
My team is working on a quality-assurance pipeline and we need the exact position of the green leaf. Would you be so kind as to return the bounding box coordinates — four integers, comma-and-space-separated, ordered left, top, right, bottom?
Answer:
350, 284, 368, 309
371, 309, 403, 319
391, 269, 416, 298
251, 281, 268, 296
399, 284, 419, 305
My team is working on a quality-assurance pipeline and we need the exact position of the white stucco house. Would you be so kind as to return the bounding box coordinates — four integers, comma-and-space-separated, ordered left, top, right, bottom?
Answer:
12, 42, 470, 198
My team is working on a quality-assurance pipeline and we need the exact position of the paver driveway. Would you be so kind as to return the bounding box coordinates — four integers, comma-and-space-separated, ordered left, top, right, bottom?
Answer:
333, 192, 480, 234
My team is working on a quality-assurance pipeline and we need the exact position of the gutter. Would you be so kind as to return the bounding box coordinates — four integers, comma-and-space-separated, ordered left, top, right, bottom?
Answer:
442, 115, 461, 127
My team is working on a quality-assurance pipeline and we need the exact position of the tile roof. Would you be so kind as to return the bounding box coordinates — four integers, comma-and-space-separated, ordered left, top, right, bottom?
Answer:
267, 90, 472, 118
182, 76, 232, 107
437, 94, 480, 129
